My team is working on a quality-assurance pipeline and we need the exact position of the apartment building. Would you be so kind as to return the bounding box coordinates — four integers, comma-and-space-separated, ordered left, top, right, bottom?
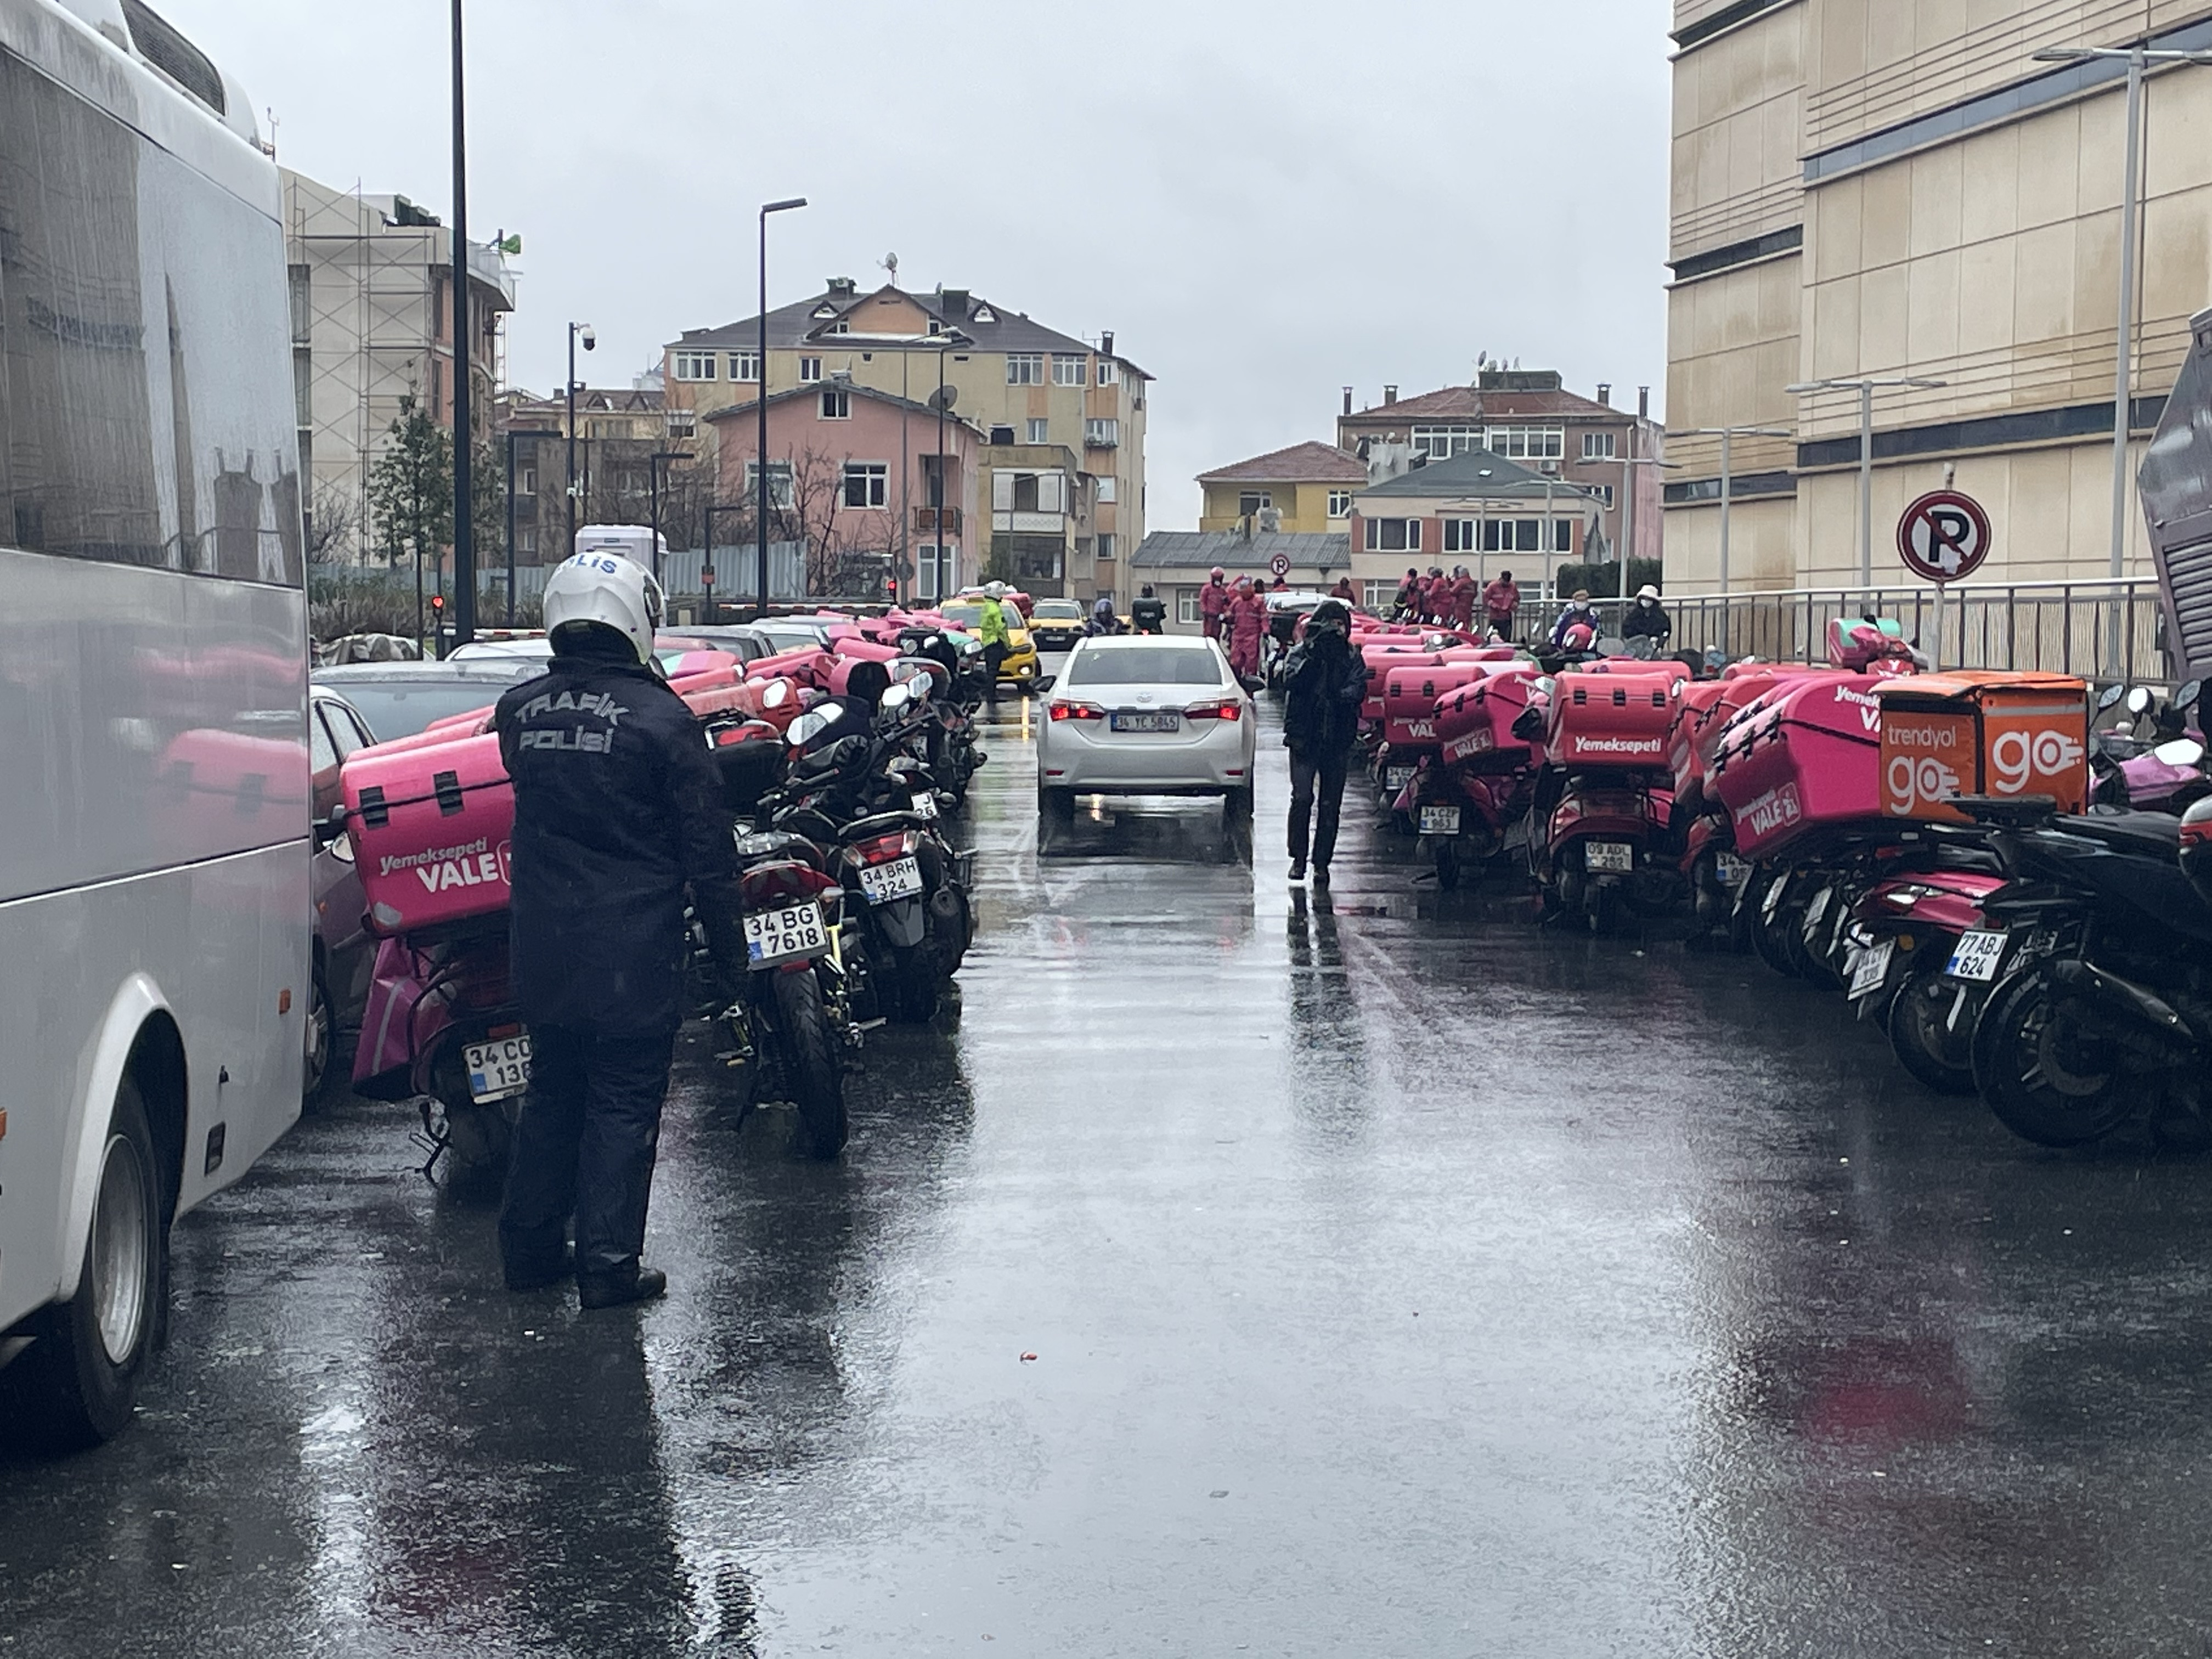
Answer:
1345, 449, 1605, 611
497, 385, 689, 568
282, 168, 515, 563
1663, 0, 2212, 592
1195, 441, 1367, 533
663, 279, 1148, 600
1336, 369, 1662, 563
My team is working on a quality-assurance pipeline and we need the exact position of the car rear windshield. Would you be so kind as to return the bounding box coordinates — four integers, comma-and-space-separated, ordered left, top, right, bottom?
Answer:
328, 680, 511, 742
938, 606, 981, 628
1066, 647, 1224, 687
1034, 601, 1082, 619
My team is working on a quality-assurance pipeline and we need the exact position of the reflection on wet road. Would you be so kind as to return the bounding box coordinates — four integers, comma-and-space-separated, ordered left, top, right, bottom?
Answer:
10, 685, 2212, 1656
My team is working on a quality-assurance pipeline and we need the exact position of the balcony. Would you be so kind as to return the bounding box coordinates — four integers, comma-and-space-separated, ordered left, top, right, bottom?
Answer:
912, 505, 962, 534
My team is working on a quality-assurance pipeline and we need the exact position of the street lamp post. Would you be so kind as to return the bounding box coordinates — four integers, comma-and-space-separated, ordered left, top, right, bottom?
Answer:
504, 426, 558, 625
648, 448, 690, 582
704, 500, 752, 627
2032, 43, 2212, 582
448, 0, 476, 649
757, 197, 808, 620
565, 321, 595, 557
1668, 425, 1795, 593
918, 328, 969, 604
1785, 376, 1948, 589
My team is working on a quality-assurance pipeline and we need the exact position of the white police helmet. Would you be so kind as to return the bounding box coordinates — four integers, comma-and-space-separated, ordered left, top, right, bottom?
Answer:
543, 550, 664, 665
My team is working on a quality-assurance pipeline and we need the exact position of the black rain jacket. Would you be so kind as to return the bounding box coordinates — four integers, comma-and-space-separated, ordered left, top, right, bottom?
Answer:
495, 644, 741, 1034
1280, 624, 1369, 757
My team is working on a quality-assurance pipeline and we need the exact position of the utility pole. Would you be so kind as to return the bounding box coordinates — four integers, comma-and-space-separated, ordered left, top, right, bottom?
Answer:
1786, 377, 1946, 589
448, 0, 475, 647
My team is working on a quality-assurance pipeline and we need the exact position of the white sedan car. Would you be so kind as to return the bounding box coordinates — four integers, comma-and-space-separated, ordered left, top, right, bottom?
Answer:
1037, 636, 1257, 819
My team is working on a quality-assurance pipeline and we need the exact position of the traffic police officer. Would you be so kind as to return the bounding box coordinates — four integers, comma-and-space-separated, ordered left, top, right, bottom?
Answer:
494, 551, 741, 1308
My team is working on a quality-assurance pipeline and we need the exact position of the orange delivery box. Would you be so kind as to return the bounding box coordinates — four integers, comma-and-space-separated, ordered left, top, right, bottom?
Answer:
1874, 672, 2089, 821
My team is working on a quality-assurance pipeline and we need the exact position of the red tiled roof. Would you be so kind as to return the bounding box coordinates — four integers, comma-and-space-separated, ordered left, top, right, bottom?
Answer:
1197, 439, 1368, 484
1344, 385, 1622, 422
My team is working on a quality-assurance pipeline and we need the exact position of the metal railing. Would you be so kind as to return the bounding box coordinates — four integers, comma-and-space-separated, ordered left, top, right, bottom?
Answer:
1579, 578, 2170, 688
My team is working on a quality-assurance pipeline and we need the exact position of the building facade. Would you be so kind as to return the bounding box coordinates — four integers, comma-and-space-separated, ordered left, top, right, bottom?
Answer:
706, 382, 984, 602
496, 385, 697, 569
1337, 370, 1662, 563
1195, 441, 1367, 533
1346, 449, 1606, 613
1128, 530, 1354, 632
1663, 0, 2212, 594
283, 168, 515, 563
663, 280, 1148, 602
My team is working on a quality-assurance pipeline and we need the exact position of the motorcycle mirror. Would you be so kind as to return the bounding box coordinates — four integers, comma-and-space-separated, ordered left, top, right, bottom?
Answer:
2096, 682, 2127, 711
761, 678, 791, 709
1595, 635, 1628, 656
2156, 737, 2206, 768
2180, 678, 2204, 712
2128, 685, 2154, 715
786, 707, 839, 746
1703, 646, 1727, 670
879, 682, 912, 713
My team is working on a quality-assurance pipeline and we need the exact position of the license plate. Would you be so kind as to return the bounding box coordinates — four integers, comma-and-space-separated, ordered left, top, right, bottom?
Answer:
1714, 854, 1748, 887
1584, 840, 1634, 873
1849, 938, 1896, 999
1946, 928, 2008, 983
1804, 887, 1832, 930
911, 791, 939, 820
1110, 712, 1180, 733
464, 1033, 532, 1104
1420, 805, 1462, 836
1385, 765, 1415, 791
860, 855, 924, 905
744, 900, 830, 964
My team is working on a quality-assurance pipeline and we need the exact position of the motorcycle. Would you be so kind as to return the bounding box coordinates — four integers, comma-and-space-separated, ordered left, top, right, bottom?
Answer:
1527, 662, 1689, 933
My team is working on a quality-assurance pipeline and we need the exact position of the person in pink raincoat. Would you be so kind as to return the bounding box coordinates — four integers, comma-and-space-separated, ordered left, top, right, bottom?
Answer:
1198, 567, 1232, 641
1227, 579, 1267, 679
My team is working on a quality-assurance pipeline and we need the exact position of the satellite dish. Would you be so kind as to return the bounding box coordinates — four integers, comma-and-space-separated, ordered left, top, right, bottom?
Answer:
929, 383, 957, 412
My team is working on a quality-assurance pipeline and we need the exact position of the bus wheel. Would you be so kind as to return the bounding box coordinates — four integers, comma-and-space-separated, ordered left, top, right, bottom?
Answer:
2, 1078, 165, 1451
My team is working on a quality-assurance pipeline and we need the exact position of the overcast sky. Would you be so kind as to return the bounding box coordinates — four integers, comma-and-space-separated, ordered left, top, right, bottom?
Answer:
190, 0, 1673, 527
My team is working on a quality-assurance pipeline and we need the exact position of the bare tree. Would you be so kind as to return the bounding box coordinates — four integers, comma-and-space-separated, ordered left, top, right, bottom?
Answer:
304, 478, 362, 565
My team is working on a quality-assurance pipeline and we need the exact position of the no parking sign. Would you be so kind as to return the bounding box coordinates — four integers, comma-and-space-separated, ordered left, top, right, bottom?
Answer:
1267, 552, 1291, 580
1896, 490, 1990, 583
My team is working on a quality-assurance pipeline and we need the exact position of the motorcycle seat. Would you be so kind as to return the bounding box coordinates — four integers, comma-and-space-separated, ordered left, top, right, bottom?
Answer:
845, 810, 930, 840
2063, 812, 2182, 856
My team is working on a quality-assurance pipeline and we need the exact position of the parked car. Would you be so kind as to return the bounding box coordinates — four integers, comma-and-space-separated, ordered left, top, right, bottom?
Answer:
310, 659, 544, 743
307, 687, 379, 1104
1036, 636, 1255, 819
655, 624, 778, 663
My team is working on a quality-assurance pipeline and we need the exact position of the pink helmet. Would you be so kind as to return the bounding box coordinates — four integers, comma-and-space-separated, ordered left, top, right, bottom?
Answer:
1210, 566, 1226, 580
1560, 622, 1596, 653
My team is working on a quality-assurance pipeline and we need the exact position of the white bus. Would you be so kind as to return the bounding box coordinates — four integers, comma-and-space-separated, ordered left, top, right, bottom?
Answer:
0, 0, 309, 1446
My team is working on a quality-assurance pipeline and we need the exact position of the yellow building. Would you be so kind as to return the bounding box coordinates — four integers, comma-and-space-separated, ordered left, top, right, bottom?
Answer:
1663, 0, 2212, 594
1195, 441, 1367, 534
663, 280, 1148, 602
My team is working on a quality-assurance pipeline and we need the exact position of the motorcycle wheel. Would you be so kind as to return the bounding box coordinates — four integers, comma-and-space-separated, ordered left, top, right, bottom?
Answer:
1798, 892, 1847, 992
1885, 967, 1978, 1094
1588, 882, 1622, 935
773, 968, 848, 1160
1971, 967, 2131, 1148
1435, 837, 1462, 891
890, 946, 941, 1023
1748, 885, 1801, 979
442, 1099, 515, 1188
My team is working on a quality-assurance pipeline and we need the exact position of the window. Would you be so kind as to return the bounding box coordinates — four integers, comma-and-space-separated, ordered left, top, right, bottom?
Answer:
729, 351, 759, 382
1238, 490, 1273, 516
1006, 353, 1043, 386
516, 464, 537, 496
665, 409, 697, 439
1590, 484, 1615, 509
1053, 354, 1088, 386
1582, 431, 1616, 460
1097, 476, 1117, 504
994, 471, 1066, 513
820, 388, 850, 419
744, 460, 794, 509
1364, 517, 1420, 552
1067, 646, 1224, 687
1553, 518, 1575, 551
517, 524, 538, 556
1085, 417, 1119, 447
800, 357, 822, 383
1328, 489, 1353, 518
827, 320, 849, 335
989, 424, 1016, 445
1177, 590, 1202, 625
1443, 519, 1478, 553
1097, 532, 1115, 561
1026, 418, 1049, 444
1364, 580, 1396, 611
673, 351, 717, 381
1480, 519, 1543, 554
1411, 424, 1479, 459
1484, 425, 1565, 460
1097, 358, 1120, 386
916, 545, 945, 600
842, 461, 888, 509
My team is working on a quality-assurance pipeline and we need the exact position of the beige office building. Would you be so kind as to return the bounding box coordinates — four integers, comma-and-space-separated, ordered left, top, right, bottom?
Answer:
1663, 1, 2212, 594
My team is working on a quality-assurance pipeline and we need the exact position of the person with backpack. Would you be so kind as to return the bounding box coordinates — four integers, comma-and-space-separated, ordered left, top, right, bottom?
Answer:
1279, 598, 1370, 884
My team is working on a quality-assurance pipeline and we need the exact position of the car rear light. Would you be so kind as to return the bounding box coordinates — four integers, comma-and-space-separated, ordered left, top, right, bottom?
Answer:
1184, 700, 1242, 721
857, 831, 918, 864
1049, 701, 1106, 722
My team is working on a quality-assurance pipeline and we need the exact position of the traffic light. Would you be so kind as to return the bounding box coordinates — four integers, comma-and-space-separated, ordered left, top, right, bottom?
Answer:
431, 593, 446, 616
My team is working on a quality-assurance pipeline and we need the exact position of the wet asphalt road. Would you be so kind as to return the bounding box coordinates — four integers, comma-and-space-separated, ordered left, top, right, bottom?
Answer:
11, 681, 2212, 1657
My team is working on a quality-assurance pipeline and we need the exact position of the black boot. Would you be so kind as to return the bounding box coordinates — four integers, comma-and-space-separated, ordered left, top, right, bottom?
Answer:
578, 1267, 668, 1310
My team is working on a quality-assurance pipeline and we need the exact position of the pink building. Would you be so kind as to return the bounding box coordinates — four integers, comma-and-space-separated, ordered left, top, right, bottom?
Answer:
707, 382, 984, 603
